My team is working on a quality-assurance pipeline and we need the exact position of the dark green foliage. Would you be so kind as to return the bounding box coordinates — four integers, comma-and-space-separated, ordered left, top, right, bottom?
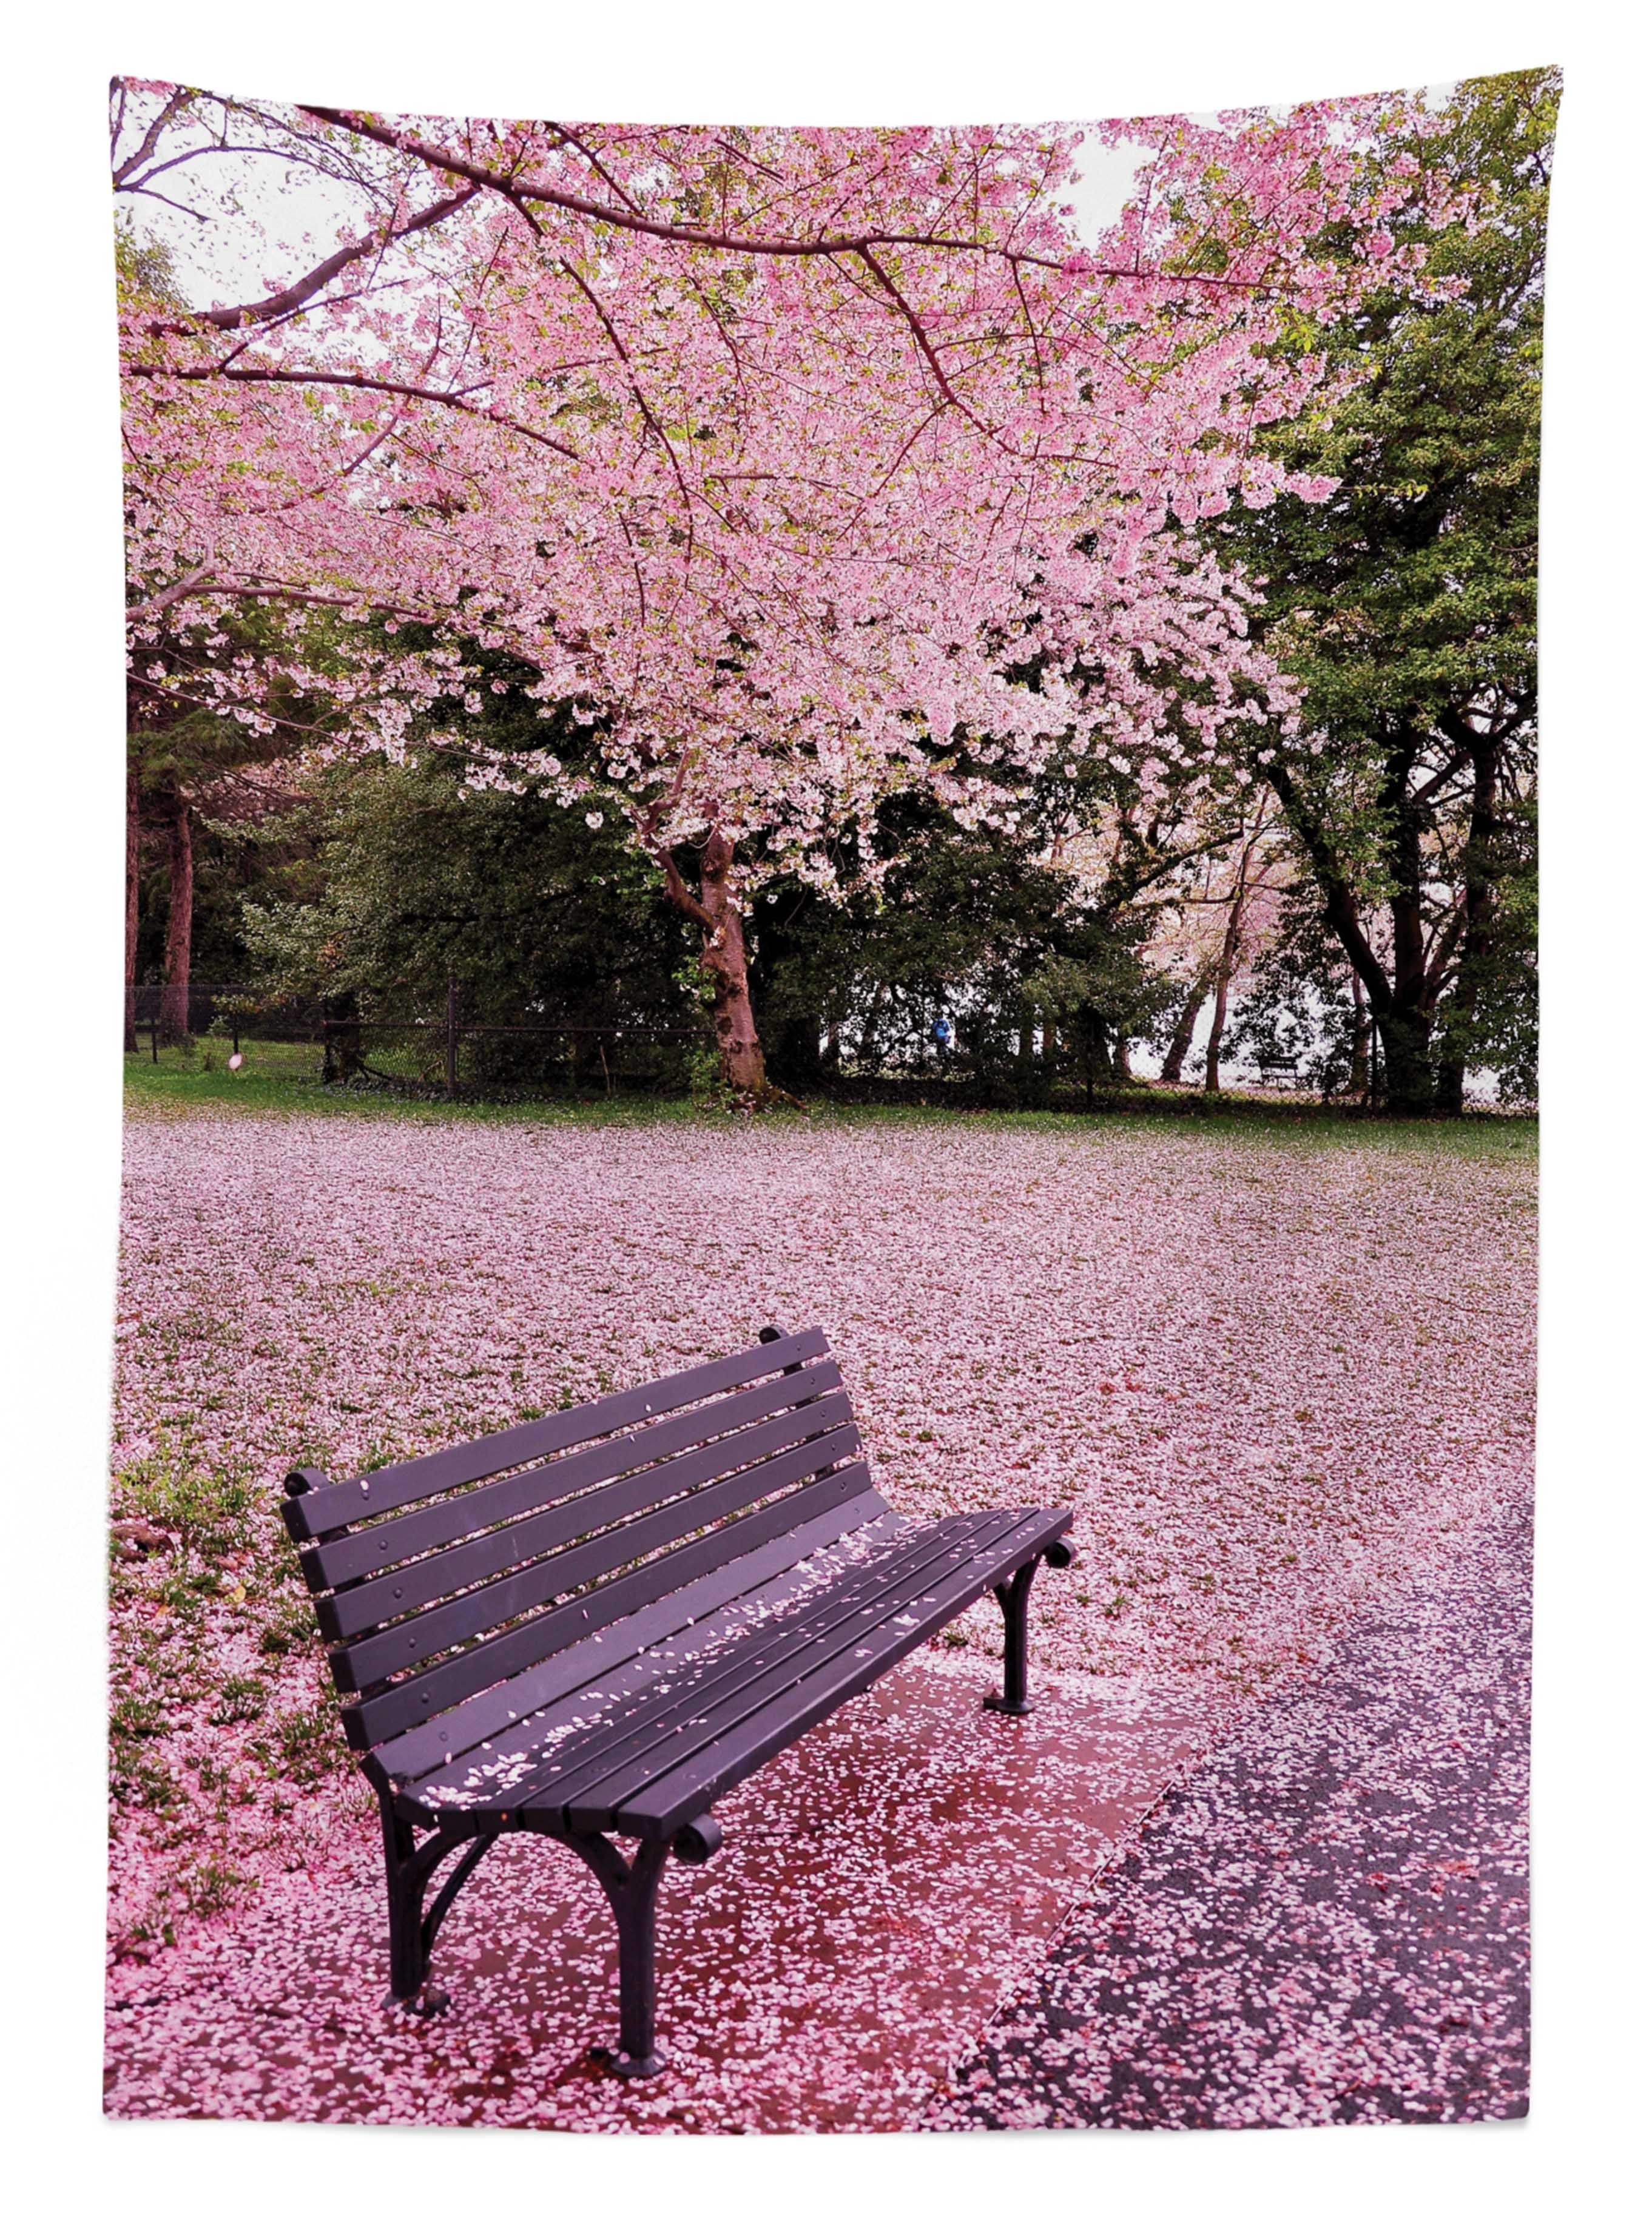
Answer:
245, 749, 692, 1025
232, 650, 703, 1091
751, 794, 1174, 1105
1219, 69, 1551, 1110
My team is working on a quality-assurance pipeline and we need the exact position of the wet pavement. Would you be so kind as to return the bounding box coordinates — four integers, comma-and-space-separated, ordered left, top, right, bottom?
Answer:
945, 1504, 1531, 2131
105, 1650, 1201, 2131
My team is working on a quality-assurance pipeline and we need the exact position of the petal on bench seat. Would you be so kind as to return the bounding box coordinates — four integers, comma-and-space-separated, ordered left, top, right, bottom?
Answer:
388, 1505, 1071, 1837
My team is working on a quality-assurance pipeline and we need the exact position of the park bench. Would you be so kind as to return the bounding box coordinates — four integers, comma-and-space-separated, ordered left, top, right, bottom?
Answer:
1251, 1048, 1300, 1088
283, 1325, 1073, 2078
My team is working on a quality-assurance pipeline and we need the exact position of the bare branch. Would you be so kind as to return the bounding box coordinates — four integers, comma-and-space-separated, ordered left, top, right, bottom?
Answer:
181, 184, 479, 331
113, 86, 193, 184
125, 360, 581, 459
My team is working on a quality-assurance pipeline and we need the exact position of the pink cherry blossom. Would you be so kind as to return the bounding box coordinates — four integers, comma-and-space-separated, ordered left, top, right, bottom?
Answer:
116, 87, 1459, 903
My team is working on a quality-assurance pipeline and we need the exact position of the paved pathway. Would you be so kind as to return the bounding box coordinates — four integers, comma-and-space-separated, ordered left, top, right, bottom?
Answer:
946, 1503, 1531, 2130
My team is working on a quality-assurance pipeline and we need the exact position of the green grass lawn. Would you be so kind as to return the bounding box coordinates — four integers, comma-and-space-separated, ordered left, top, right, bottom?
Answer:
124, 1039, 1536, 1166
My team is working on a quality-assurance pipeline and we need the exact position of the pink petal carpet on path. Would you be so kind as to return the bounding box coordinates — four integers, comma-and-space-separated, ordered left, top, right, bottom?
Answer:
107, 1110, 1534, 2130
943, 1502, 1531, 2130
106, 1655, 1201, 2130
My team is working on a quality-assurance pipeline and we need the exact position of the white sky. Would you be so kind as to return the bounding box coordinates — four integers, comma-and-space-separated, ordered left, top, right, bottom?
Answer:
122, 109, 1157, 311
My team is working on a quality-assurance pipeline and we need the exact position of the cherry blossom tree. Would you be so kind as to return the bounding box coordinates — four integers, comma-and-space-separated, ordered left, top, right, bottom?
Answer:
115, 81, 1450, 1099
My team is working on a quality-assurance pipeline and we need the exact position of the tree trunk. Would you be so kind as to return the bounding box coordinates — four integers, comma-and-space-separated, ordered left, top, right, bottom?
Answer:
1350, 973, 1370, 1101
1263, 755, 1435, 1120
322, 991, 364, 1085
1202, 974, 1230, 1095
1160, 970, 1209, 1085
1375, 1005, 1435, 1116
1204, 851, 1256, 1095
124, 770, 141, 1053
659, 831, 770, 1102
157, 791, 194, 1047
1433, 1044, 1466, 1118
1114, 1033, 1134, 1082
857, 982, 888, 1073
1378, 740, 1441, 1116
1433, 737, 1500, 1116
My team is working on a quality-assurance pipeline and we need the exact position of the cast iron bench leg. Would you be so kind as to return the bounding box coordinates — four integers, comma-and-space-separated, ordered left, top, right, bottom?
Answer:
568, 1833, 674, 2079
380, 1804, 494, 2018
566, 1818, 721, 2080
985, 1541, 1076, 1716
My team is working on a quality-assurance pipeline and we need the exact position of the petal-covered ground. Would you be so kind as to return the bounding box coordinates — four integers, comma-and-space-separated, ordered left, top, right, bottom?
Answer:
104, 1654, 1204, 2130
106, 1107, 1534, 2128
944, 1500, 1531, 2130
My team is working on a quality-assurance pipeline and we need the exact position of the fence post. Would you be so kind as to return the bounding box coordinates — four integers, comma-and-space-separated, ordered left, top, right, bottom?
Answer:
445, 976, 459, 1101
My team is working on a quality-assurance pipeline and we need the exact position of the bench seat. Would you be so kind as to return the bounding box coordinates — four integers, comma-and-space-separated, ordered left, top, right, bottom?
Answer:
376, 1502, 1071, 1840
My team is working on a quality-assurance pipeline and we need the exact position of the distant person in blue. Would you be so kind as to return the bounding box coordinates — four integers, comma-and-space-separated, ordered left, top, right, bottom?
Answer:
933, 1019, 954, 1048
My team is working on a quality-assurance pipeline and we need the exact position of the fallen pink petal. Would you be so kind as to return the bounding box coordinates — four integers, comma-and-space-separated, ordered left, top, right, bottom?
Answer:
106, 1113, 1534, 2130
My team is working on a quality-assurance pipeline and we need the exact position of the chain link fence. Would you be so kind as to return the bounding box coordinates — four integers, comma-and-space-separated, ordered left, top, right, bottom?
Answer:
131, 981, 1381, 1112
131, 980, 705, 1101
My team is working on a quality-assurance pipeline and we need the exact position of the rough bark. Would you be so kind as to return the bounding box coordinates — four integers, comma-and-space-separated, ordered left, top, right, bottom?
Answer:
157, 790, 194, 1046
1433, 736, 1500, 1116
1374, 1007, 1435, 1116
1264, 757, 1438, 1117
1378, 742, 1440, 1116
1432, 1048, 1465, 1119
1204, 846, 1256, 1096
1160, 969, 1211, 1086
124, 770, 141, 1053
658, 831, 771, 1102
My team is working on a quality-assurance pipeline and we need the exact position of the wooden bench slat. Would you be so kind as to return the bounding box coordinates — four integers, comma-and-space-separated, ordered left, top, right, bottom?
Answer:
404, 1515, 966, 1812
285, 1328, 830, 1540
608, 1510, 1068, 1838
550, 1512, 1030, 1831
312, 1358, 843, 1591
345, 1461, 878, 1742
442, 1516, 982, 1821
321, 1391, 855, 1641
331, 1423, 862, 1691
368, 1494, 903, 1780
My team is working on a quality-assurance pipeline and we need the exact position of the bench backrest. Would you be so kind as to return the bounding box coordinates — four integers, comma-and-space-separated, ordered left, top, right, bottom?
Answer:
283, 1328, 875, 1756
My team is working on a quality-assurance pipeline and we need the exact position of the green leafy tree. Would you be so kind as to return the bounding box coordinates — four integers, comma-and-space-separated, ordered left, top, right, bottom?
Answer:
241, 744, 700, 1087
751, 784, 1175, 1106
1220, 69, 1551, 1111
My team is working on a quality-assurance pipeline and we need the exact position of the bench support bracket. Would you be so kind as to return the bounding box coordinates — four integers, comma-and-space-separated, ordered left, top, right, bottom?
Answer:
984, 1559, 1039, 1715
566, 1832, 674, 2079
